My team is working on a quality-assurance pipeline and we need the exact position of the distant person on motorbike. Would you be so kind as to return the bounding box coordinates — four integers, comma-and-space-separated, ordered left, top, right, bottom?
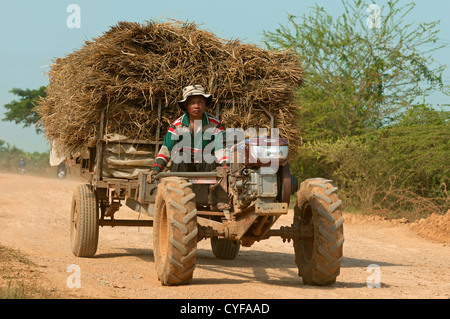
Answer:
57, 162, 67, 178
18, 158, 26, 174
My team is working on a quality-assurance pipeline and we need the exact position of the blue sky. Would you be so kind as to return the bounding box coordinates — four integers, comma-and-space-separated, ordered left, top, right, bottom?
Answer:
1, 0, 449, 153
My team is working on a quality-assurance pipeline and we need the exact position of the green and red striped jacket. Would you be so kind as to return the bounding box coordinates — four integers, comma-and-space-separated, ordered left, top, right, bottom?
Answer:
152, 112, 228, 172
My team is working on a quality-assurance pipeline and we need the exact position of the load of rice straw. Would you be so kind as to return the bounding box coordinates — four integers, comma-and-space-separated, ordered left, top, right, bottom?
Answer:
37, 20, 303, 159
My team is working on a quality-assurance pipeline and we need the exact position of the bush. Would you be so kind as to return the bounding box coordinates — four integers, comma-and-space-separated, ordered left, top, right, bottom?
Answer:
291, 110, 449, 220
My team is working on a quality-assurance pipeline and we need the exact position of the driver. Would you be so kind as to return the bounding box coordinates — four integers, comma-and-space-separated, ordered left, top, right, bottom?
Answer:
147, 85, 229, 210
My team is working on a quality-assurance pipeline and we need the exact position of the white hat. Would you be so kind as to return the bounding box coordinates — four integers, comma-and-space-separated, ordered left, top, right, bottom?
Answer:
178, 85, 213, 111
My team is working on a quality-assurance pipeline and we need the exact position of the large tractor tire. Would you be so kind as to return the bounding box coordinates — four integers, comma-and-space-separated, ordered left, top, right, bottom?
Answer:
211, 237, 240, 260
70, 184, 99, 257
293, 178, 344, 286
153, 178, 198, 286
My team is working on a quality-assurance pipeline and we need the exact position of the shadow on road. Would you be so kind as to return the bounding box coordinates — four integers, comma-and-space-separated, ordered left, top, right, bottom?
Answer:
92, 246, 398, 289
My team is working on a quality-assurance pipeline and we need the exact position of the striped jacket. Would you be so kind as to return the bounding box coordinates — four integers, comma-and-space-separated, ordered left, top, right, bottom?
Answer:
152, 112, 228, 172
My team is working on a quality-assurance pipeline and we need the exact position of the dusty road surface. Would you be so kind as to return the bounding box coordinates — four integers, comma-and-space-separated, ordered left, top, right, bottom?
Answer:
0, 172, 449, 299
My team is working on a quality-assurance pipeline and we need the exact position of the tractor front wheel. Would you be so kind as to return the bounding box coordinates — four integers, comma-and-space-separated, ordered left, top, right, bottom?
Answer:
293, 178, 344, 286
153, 178, 198, 286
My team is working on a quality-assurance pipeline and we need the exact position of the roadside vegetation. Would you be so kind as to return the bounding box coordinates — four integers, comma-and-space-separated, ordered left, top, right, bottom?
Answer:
291, 107, 449, 221
0, 244, 53, 299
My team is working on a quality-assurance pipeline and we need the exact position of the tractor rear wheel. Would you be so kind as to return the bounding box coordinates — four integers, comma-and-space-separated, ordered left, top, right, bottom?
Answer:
153, 178, 198, 286
293, 178, 344, 286
70, 184, 99, 257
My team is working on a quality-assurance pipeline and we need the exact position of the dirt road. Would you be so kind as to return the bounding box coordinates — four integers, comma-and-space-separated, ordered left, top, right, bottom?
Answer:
0, 172, 448, 299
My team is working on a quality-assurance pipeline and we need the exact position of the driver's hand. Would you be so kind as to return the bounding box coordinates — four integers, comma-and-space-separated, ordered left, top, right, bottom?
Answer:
146, 170, 159, 183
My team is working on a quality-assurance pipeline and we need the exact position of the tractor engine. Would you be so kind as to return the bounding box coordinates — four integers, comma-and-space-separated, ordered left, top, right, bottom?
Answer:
228, 137, 298, 210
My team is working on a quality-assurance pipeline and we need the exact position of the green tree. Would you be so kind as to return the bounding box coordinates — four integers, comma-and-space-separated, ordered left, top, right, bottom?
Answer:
2, 86, 47, 134
263, 0, 448, 142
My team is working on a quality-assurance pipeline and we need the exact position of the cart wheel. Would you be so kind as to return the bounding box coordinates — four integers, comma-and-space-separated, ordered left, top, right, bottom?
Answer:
153, 178, 197, 286
293, 178, 344, 286
70, 184, 99, 257
211, 237, 240, 260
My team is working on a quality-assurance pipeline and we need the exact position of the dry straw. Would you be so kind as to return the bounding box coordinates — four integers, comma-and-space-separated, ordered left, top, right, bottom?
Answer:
37, 20, 303, 158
